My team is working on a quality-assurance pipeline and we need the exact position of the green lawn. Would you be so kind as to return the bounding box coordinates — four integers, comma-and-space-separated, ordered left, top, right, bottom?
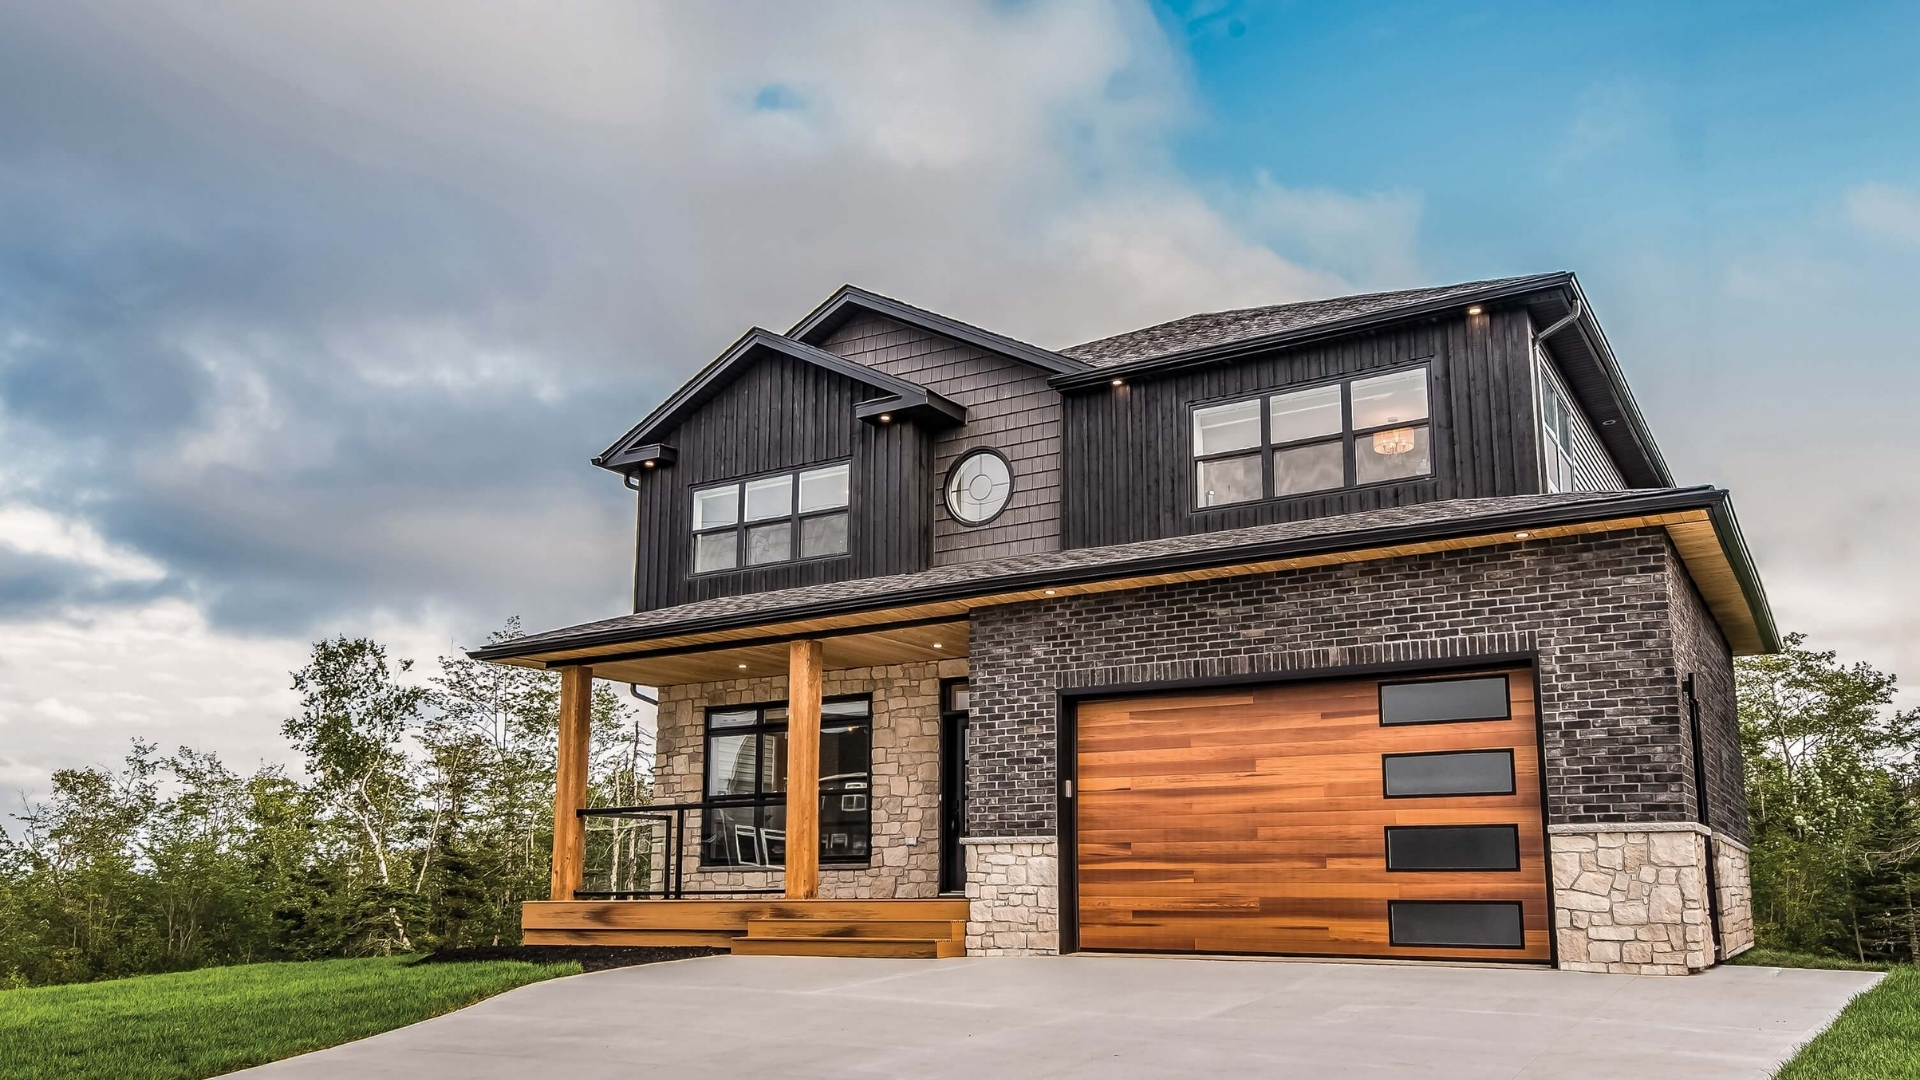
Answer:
1731, 950, 1920, 1078
0, 956, 578, 1080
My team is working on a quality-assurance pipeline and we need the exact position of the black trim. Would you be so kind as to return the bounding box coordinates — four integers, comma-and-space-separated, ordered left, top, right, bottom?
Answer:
689, 462, 853, 577
471, 485, 1772, 664
943, 447, 1017, 527
1528, 660, 1559, 968
1387, 900, 1528, 950
1381, 748, 1517, 799
1378, 673, 1512, 726
698, 694, 873, 869
1384, 824, 1522, 872
787, 284, 1091, 376
593, 328, 965, 472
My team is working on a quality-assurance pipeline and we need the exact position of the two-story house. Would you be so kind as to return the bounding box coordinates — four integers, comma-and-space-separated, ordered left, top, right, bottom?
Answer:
475, 272, 1772, 975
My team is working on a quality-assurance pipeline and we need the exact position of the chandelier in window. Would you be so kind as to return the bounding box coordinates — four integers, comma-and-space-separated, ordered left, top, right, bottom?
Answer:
1372, 427, 1417, 455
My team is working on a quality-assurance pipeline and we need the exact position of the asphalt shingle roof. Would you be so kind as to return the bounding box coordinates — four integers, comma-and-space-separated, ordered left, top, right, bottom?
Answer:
474, 488, 1702, 660
1061, 275, 1553, 367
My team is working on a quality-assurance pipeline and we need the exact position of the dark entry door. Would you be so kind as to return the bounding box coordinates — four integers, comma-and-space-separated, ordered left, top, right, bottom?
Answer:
939, 679, 970, 895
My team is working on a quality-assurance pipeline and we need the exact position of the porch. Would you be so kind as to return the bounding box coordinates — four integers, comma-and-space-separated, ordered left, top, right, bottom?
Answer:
528, 625, 975, 959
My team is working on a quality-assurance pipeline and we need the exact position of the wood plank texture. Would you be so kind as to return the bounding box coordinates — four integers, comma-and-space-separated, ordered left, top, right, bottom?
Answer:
548, 666, 593, 901
519, 897, 971, 956
784, 639, 824, 900
1073, 667, 1551, 962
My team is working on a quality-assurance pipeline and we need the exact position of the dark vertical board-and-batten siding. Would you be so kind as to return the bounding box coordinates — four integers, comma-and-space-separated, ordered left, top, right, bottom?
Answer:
630, 349, 927, 611
1063, 311, 1543, 548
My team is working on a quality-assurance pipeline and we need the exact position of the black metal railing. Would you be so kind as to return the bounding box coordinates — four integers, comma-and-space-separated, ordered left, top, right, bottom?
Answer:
574, 802, 783, 899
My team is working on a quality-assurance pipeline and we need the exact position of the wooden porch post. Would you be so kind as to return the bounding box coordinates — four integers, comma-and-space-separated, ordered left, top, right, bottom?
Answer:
550, 665, 593, 901
785, 639, 823, 900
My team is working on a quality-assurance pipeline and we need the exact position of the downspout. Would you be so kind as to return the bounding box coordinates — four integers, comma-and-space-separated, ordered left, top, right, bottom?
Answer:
1685, 674, 1725, 961
1534, 293, 1583, 343
620, 470, 660, 708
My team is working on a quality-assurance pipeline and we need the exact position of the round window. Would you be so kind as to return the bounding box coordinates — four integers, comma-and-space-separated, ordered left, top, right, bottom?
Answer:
945, 449, 1013, 525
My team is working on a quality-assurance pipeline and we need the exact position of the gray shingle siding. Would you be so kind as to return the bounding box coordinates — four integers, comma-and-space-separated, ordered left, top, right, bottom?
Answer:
965, 528, 1706, 838
820, 312, 1063, 564
1537, 343, 1627, 492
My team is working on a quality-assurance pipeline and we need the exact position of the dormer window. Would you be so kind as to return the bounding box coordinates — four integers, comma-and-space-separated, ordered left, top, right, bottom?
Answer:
692, 463, 850, 573
1192, 365, 1432, 509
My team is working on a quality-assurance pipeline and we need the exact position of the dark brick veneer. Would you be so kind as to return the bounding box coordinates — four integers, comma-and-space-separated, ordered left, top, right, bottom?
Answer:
965, 527, 1737, 839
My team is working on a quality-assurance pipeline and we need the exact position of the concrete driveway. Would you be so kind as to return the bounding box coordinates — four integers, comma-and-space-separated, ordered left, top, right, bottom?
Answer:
238, 955, 1878, 1079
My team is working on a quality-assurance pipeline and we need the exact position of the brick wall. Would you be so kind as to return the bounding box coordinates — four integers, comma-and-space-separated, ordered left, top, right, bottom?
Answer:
966, 528, 1703, 836
1668, 557, 1749, 844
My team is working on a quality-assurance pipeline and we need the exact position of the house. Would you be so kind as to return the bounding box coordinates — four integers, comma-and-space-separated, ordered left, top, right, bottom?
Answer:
474, 272, 1771, 975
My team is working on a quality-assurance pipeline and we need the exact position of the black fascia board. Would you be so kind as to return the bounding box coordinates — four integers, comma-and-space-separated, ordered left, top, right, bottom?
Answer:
1558, 276, 1675, 489
469, 485, 1752, 663
591, 328, 949, 474
853, 391, 966, 429
1705, 492, 1780, 652
788, 284, 1091, 376
1048, 273, 1573, 391
600, 442, 677, 471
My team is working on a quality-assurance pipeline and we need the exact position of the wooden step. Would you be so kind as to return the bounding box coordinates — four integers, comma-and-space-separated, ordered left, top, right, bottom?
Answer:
730, 937, 964, 959
523, 897, 971, 933
744, 919, 965, 941
522, 928, 740, 947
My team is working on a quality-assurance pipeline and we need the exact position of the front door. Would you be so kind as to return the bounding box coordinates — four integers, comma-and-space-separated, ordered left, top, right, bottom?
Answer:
939, 678, 970, 895
1071, 666, 1551, 961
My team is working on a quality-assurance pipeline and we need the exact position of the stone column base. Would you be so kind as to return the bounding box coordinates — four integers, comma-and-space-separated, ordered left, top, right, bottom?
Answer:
1712, 834, 1755, 960
962, 838, 1058, 955
1549, 824, 1714, 975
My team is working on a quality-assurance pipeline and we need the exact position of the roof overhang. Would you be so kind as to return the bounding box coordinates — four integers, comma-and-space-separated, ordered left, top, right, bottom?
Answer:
592, 328, 963, 476
472, 487, 1778, 684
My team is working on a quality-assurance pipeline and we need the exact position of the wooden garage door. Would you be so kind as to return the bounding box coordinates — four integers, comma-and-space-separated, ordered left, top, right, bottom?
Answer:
1072, 667, 1550, 961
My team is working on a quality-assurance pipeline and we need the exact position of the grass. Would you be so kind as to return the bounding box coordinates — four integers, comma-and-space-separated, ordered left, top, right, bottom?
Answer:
0, 955, 578, 1080
1729, 949, 1920, 1078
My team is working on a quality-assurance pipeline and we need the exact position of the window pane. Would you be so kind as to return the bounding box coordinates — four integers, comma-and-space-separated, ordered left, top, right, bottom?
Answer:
1380, 675, 1510, 725
693, 530, 737, 573
1385, 826, 1520, 871
946, 681, 970, 712
760, 732, 787, 794
1192, 398, 1263, 456
744, 474, 793, 521
746, 521, 791, 565
702, 804, 769, 867
709, 709, 758, 729
800, 512, 848, 558
798, 464, 850, 512
1351, 367, 1429, 429
1383, 750, 1515, 797
1269, 384, 1343, 443
820, 725, 870, 793
1388, 901, 1525, 949
1273, 441, 1345, 496
1355, 424, 1431, 484
691, 485, 738, 530
1196, 453, 1262, 507
946, 451, 1012, 525
706, 734, 758, 797
821, 698, 872, 719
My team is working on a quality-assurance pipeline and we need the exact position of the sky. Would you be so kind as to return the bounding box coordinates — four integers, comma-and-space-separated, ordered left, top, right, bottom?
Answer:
1, 0, 1916, 803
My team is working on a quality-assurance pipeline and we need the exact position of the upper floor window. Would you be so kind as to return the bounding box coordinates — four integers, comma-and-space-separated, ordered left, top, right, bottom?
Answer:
1192, 366, 1432, 509
691, 463, 850, 573
1539, 366, 1575, 494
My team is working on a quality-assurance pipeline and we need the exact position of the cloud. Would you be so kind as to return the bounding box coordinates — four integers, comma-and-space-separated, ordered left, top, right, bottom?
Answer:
0, 1, 1397, 798
1549, 79, 1658, 177
1844, 182, 1920, 246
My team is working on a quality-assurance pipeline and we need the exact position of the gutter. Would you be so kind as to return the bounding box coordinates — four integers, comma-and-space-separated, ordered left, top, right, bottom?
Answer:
470, 486, 1749, 663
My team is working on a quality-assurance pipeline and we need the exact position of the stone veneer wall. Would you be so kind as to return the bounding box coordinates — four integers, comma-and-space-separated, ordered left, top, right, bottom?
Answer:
1713, 836, 1756, 960
1550, 825, 1714, 974
962, 839, 1058, 955
653, 659, 965, 899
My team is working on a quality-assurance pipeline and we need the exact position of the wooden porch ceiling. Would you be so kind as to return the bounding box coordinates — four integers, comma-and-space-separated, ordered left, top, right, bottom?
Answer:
503, 507, 1768, 684
585, 619, 968, 685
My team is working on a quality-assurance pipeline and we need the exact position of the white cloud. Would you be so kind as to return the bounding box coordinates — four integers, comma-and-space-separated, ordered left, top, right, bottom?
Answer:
1550, 79, 1657, 176
1844, 182, 1920, 246
0, 503, 166, 582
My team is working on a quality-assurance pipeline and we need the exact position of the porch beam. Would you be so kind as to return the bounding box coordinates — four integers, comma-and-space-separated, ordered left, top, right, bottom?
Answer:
785, 639, 823, 900
550, 665, 593, 901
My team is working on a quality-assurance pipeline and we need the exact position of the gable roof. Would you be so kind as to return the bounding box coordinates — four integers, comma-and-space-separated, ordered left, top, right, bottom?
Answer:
1057, 273, 1566, 375
788, 284, 1091, 376
592, 327, 962, 473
